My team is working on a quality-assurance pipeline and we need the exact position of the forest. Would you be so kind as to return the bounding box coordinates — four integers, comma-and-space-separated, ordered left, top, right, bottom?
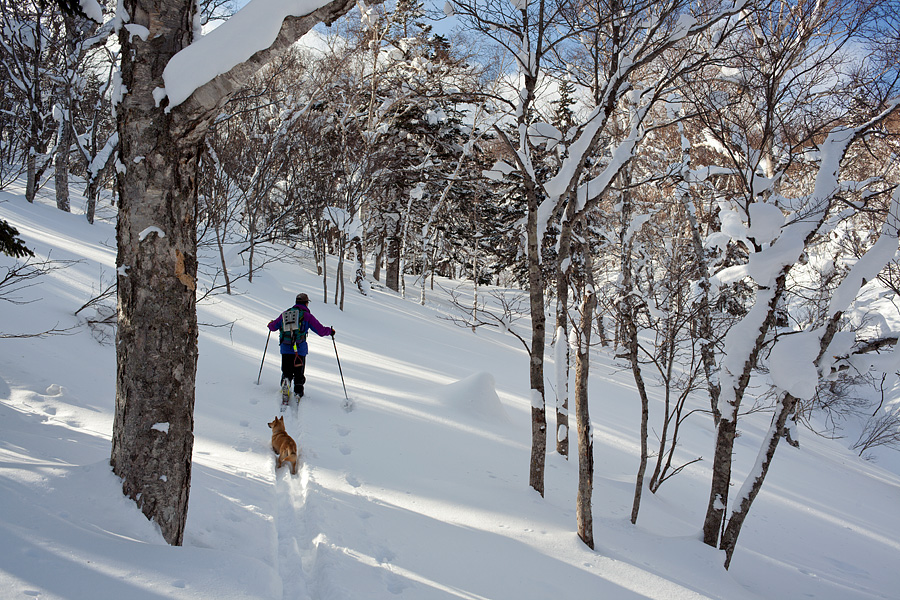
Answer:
2, 0, 899, 567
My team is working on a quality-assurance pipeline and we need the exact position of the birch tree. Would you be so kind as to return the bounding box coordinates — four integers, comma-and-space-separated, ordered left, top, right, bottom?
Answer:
682, 0, 900, 561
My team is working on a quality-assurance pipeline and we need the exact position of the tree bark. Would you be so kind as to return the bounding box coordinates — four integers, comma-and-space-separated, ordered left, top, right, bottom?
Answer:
720, 392, 798, 569
54, 117, 72, 212
614, 166, 651, 524
525, 174, 547, 497
54, 12, 80, 214
353, 237, 367, 295
575, 244, 596, 549
385, 212, 402, 292
25, 2, 44, 204
109, 0, 202, 546
701, 412, 736, 547
554, 197, 578, 459
701, 279, 785, 547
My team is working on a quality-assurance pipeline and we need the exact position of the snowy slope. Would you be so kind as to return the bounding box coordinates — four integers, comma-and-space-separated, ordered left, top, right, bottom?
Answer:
1, 183, 899, 600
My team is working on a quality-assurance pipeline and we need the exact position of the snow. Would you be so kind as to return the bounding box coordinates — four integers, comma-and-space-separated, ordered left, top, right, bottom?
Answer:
160, 0, 334, 109
482, 160, 515, 181
747, 202, 784, 246
828, 186, 900, 316
323, 206, 362, 239
124, 23, 150, 41
527, 122, 562, 151
768, 332, 820, 400
138, 226, 165, 241
2, 184, 900, 600
434, 372, 510, 423
79, 0, 104, 23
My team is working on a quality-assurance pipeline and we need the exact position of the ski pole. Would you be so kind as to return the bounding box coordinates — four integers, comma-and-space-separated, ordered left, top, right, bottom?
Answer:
332, 334, 350, 402
256, 330, 272, 385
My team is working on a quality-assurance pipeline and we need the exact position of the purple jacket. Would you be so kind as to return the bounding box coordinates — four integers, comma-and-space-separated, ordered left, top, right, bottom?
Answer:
268, 303, 333, 356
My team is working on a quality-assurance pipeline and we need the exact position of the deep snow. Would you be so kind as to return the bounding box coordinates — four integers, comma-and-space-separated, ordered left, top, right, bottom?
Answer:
1, 184, 899, 599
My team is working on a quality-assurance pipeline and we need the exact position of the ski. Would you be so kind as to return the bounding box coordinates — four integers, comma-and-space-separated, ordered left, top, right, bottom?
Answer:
280, 379, 290, 412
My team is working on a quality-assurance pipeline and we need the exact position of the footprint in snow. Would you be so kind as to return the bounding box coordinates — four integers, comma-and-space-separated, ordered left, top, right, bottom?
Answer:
385, 571, 408, 595
375, 546, 396, 564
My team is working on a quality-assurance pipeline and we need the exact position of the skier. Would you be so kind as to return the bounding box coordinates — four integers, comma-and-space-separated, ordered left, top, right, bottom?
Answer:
267, 292, 335, 403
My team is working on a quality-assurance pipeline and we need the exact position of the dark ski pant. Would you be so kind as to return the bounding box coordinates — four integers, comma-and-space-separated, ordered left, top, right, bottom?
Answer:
280, 353, 306, 396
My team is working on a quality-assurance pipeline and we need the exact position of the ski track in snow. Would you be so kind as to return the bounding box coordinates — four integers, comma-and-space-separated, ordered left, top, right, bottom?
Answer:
272, 395, 411, 600
274, 460, 311, 600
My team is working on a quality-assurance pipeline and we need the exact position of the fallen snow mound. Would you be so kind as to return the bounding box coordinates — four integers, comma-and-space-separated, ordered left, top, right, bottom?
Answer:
435, 372, 509, 423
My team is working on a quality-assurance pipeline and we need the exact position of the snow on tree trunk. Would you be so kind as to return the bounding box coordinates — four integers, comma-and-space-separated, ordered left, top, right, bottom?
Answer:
720, 391, 798, 568
701, 281, 783, 547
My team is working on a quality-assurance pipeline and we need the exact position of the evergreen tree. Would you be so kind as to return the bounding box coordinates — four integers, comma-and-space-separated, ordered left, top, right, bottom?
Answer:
0, 220, 34, 258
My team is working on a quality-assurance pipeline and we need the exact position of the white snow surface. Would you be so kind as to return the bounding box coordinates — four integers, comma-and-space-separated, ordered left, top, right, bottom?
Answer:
768, 332, 821, 400
2, 183, 900, 599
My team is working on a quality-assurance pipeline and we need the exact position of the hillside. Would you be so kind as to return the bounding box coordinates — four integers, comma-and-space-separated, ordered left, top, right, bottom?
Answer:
1, 184, 899, 599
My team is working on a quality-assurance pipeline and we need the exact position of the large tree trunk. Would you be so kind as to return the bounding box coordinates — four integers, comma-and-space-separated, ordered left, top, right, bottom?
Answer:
109, 0, 201, 546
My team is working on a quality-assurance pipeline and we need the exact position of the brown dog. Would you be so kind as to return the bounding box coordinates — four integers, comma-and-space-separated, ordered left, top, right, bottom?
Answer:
268, 416, 298, 475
